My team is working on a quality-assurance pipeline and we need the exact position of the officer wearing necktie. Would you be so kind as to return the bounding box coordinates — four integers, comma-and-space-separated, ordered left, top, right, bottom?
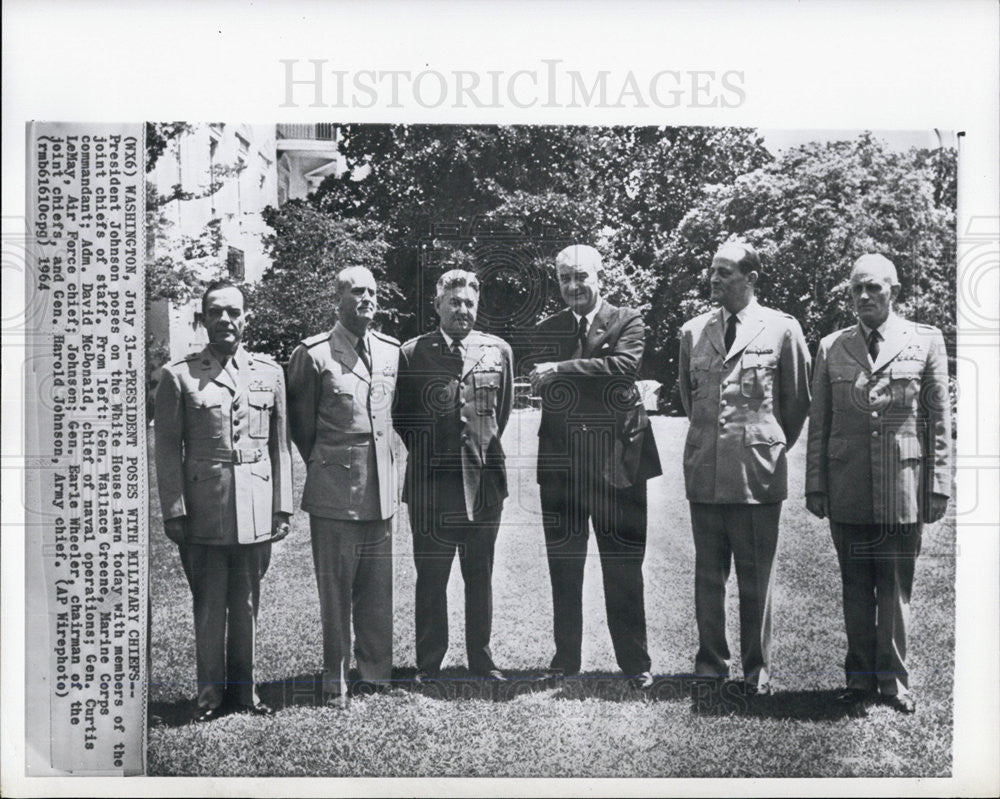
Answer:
806, 254, 951, 715
154, 279, 293, 721
287, 266, 400, 701
678, 241, 812, 697
394, 269, 514, 682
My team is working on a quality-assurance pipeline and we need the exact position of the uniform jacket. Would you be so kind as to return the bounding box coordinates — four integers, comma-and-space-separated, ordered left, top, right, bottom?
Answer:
394, 329, 513, 521
154, 345, 293, 545
534, 302, 662, 488
806, 314, 951, 525
679, 301, 811, 504
287, 322, 400, 521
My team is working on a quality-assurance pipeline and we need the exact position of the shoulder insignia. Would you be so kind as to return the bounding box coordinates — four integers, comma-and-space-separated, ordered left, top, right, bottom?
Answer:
301, 331, 331, 348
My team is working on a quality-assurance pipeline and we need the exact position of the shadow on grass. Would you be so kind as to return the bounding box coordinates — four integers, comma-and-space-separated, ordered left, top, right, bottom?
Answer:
149, 670, 861, 726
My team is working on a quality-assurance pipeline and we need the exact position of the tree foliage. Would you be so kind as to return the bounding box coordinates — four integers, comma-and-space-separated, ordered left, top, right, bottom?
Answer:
242, 201, 396, 363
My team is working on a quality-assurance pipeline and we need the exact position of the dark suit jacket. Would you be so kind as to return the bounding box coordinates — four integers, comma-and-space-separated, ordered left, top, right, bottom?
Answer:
533, 301, 662, 488
394, 329, 513, 521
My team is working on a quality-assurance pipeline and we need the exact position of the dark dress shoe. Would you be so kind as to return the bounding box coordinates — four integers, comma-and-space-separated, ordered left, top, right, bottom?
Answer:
350, 680, 384, 697
628, 671, 655, 691
194, 705, 227, 723
882, 693, 917, 714
245, 702, 275, 717
835, 688, 875, 717
413, 670, 439, 686
741, 681, 771, 697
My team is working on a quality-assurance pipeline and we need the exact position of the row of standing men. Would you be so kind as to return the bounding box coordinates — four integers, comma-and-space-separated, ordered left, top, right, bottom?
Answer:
154, 242, 951, 721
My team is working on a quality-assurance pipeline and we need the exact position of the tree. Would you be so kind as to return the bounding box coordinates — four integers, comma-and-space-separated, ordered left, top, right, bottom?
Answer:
242, 201, 395, 363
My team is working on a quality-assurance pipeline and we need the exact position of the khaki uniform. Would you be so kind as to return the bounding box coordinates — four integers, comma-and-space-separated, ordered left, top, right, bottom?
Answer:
806, 314, 951, 696
678, 300, 811, 688
287, 322, 400, 693
154, 345, 293, 710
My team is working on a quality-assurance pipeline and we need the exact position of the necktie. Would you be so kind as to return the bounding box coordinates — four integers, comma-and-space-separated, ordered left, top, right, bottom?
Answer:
451, 338, 463, 360
724, 313, 737, 353
868, 329, 881, 361
356, 336, 371, 373
575, 315, 588, 357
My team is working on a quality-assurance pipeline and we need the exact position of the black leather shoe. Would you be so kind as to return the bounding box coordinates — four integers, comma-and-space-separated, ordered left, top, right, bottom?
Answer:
194, 705, 227, 723
350, 680, 384, 697
628, 671, 655, 691
741, 681, 772, 697
882, 693, 916, 714
413, 670, 439, 686
835, 688, 875, 717
245, 702, 275, 717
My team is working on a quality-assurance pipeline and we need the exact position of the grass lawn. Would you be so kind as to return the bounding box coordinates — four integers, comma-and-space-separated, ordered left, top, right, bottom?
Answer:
147, 412, 955, 777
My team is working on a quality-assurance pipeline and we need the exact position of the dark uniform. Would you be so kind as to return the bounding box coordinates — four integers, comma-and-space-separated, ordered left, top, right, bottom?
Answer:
394, 329, 513, 675
154, 345, 293, 711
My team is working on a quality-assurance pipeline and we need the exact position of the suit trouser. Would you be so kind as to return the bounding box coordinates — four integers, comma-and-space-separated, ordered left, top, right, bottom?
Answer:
310, 516, 393, 695
540, 473, 651, 676
179, 541, 271, 710
690, 502, 780, 687
408, 501, 502, 674
830, 521, 921, 697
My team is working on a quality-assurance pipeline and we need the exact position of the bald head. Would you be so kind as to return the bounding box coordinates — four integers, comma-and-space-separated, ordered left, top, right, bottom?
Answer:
850, 254, 899, 328
555, 245, 602, 314
334, 265, 378, 337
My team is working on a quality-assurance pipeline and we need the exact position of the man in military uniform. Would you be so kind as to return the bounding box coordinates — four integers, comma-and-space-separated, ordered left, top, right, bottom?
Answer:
529, 244, 662, 689
394, 269, 513, 682
287, 266, 400, 702
155, 279, 293, 722
806, 254, 951, 715
678, 241, 811, 696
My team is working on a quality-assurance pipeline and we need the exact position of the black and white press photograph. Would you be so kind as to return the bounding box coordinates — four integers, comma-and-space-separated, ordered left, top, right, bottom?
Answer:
142, 121, 959, 777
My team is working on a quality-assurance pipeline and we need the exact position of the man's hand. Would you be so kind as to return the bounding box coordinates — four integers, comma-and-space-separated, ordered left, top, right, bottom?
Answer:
164, 517, 188, 545
925, 493, 949, 524
271, 512, 292, 541
805, 492, 828, 519
529, 362, 559, 394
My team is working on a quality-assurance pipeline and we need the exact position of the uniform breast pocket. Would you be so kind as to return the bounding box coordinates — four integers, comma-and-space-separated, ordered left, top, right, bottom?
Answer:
689, 356, 715, 399
740, 355, 777, 399
248, 391, 274, 439
888, 363, 921, 406
473, 371, 501, 416
184, 397, 223, 440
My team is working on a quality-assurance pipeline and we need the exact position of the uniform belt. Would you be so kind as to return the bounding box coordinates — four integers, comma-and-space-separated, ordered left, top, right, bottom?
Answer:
193, 447, 265, 464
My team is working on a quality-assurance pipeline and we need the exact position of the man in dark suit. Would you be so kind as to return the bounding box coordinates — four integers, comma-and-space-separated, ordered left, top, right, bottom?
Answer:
394, 269, 514, 682
529, 244, 662, 688
806, 254, 951, 715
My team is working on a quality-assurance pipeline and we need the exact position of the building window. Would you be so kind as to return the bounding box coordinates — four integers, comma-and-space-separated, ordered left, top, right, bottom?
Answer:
227, 246, 245, 281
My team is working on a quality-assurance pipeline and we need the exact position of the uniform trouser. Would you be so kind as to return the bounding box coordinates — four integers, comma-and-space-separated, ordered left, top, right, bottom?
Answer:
830, 521, 921, 697
309, 516, 393, 696
540, 473, 651, 676
179, 541, 271, 710
408, 503, 502, 674
690, 502, 781, 687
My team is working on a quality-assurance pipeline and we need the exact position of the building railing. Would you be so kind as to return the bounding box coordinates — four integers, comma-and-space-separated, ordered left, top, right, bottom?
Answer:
276, 123, 337, 141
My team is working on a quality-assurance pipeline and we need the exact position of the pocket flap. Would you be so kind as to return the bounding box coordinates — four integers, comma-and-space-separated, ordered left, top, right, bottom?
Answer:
744, 424, 786, 447
896, 435, 922, 461
250, 461, 271, 480
319, 444, 352, 468
248, 390, 274, 409
889, 363, 921, 380
185, 397, 221, 410
473, 371, 501, 388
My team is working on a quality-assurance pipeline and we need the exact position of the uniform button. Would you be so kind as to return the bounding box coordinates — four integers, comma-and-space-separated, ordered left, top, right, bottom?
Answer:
720, 399, 727, 407
233, 400, 240, 410
871, 430, 879, 438
376, 431, 383, 437
234, 432, 241, 441
719, 419, 726, 426
871, 411, 878, 418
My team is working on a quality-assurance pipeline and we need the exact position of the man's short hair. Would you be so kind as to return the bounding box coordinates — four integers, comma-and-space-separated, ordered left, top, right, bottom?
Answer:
715, 241, 762, 276
201, 278, 245, 316
334, 265, 375, 294
851, 253, 900, 286
555, 244, 603, 274
436, 269, 480, 300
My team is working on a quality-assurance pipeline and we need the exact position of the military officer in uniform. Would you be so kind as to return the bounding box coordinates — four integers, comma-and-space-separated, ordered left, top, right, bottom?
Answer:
155, 279, 293, 721
678, 241, 811, 695
394, 269, 513, 682
806, 254, 951, 715
287, 266, 400, 701
529, 244, 662, 689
